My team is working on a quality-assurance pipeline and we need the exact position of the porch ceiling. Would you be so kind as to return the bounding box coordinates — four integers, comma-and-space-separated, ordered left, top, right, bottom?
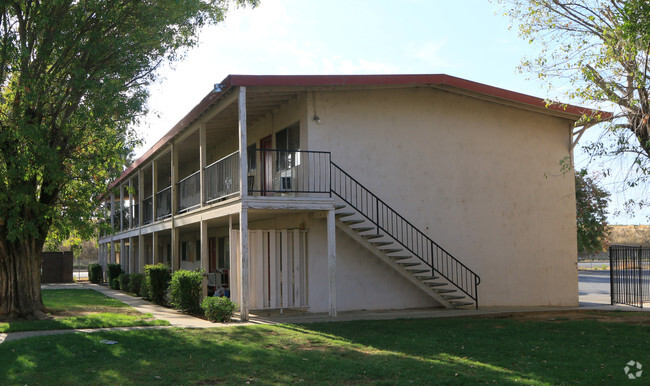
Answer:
205, 91, 298, 141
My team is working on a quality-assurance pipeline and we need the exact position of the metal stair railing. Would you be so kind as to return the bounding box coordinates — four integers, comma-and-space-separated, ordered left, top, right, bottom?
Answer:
330, 161, 480, 307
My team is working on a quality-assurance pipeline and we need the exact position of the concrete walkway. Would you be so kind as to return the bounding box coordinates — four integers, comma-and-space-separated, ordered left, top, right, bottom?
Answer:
0, 283, 259, 344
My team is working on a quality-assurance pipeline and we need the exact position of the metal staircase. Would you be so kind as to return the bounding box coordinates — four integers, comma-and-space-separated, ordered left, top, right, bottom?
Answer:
330, 162, 480, 309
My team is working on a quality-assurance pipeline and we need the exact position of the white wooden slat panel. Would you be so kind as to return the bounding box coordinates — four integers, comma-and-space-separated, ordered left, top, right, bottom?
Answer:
255, 230, 264, 309
281, 229, 289, 308
292, 229, 301, 307
269, 231, 277, 308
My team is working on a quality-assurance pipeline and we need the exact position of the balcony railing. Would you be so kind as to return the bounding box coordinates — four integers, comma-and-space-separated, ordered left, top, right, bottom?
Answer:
178, 171, 201, 213
113, 149, 331, 224
248, 149, 330, 196
142, 196, 153, 225
156, 186, 172, 220
205, 151, 240, 203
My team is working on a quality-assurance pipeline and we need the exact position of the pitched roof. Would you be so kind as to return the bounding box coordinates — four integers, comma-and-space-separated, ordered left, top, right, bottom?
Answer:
105, 74, 611, 193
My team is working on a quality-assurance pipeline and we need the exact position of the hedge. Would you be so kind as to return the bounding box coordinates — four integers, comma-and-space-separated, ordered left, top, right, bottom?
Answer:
169, 269, 203, 313
129, 273, 145, 297
144, 263, 171, 305
201, 296, 237, 322
106, 263, 123, 286
118, 273, 130, 293
88, 263, 103, 284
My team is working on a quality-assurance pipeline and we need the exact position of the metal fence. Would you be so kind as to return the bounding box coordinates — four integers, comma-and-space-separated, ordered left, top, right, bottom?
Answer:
205, 151, 240, 203
178, 171, 201, 212
156, 186, 172, 220
142, 196, 153, 225
610, 245, 650, 308
248, 149, 330, 196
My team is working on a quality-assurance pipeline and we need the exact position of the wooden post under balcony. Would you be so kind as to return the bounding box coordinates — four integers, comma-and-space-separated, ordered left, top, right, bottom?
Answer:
238, 86, 250, 321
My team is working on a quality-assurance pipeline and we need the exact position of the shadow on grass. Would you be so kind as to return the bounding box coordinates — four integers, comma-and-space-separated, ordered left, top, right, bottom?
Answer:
1, 318, 648, 384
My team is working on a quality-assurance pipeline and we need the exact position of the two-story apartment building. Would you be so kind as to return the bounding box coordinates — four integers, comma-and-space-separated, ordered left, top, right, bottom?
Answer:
98, 74, 608, 320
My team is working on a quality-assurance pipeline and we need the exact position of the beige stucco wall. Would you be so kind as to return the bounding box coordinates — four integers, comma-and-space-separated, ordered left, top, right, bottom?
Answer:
307, 218, 441, 312
306, 87, 578, 307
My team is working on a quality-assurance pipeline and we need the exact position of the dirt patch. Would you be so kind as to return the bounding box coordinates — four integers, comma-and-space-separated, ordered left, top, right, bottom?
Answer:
471, 310, 650, 325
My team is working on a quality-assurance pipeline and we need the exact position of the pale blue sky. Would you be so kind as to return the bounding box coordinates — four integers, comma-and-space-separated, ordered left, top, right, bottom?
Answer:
135, 0, 644, 224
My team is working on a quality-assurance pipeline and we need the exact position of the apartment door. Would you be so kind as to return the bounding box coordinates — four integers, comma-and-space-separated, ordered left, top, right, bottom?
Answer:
260, 135, 273, 195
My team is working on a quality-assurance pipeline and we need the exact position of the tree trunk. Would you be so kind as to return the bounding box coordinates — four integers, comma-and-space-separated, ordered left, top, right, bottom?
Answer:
0, 238, 48, 321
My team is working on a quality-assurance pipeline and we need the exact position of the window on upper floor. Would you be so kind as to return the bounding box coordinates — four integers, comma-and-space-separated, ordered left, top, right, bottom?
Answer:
276, 122, 300, 170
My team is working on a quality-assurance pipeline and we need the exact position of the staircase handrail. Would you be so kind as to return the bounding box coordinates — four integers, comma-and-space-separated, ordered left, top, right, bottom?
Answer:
330, 161, 480, 307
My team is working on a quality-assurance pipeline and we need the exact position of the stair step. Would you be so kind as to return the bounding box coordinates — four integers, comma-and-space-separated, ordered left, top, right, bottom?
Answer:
416, 275, 440, 281
363, 233, 384, 240
442, 295, 466, 300
335, 212, 356, 218
451, 301, 475, 307
425, 282, 448, 287
406, 269, 429, 274
390, 255, 412, 262
434, 289, 457, 294
371, 241, 393, 246
380, 248, 402, 254
352, 227, 374, 233
334, 205, 346, 209
397, 262, 420, 268
342, 219, 364, 225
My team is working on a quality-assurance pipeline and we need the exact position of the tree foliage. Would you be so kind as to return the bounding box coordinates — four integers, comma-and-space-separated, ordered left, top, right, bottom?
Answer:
575, 169, 611, 254
499, 0, 650, 205
0, 0, 257, 321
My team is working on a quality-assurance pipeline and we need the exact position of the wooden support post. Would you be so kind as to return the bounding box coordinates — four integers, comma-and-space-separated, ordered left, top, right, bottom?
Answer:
199, 124, 207, 207
120, 185, 124, 232
172, 227, 180, 272
240, 208, 249, 321
238, 86, 250, 321
200, 220, 209, 299
128, 179, 133, 229
138, 170, 144, 227
171, 144, 178, 215
110, 192, 115, 234
120, 239, 125, 269
327, 209, 337, 317
152, 161, 157, 221
152, 232, 159, 264
138, 234, 145, 273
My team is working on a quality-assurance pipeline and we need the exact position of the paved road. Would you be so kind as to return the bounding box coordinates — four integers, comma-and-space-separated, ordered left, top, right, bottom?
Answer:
578, 270, 611, 307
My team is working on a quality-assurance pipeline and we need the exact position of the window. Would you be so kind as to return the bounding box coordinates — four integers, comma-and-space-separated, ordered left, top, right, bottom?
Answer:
195, 240, 201, 261
276, 123, 300, 170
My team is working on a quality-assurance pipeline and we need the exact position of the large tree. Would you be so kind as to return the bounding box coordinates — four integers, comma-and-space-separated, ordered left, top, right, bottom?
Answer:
575, 169, 610, 255
0, 0, 257, 321
498, 0, 650, 205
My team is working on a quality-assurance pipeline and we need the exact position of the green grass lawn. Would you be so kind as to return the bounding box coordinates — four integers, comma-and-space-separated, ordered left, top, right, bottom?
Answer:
0, 289, 168, 333
1, 316, 648, 384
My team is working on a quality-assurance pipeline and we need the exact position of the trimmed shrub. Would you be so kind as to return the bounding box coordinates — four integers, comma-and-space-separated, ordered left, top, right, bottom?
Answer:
118, 273, 130, 293
107, 263, 123, 285
110, 277, 120, 290
140, 278, 150, 300
201, 296, 237, 322
144, 264, 171, 305
88, 263, 103, 284
169, 269, 204, 313
129, 273, 145, 297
